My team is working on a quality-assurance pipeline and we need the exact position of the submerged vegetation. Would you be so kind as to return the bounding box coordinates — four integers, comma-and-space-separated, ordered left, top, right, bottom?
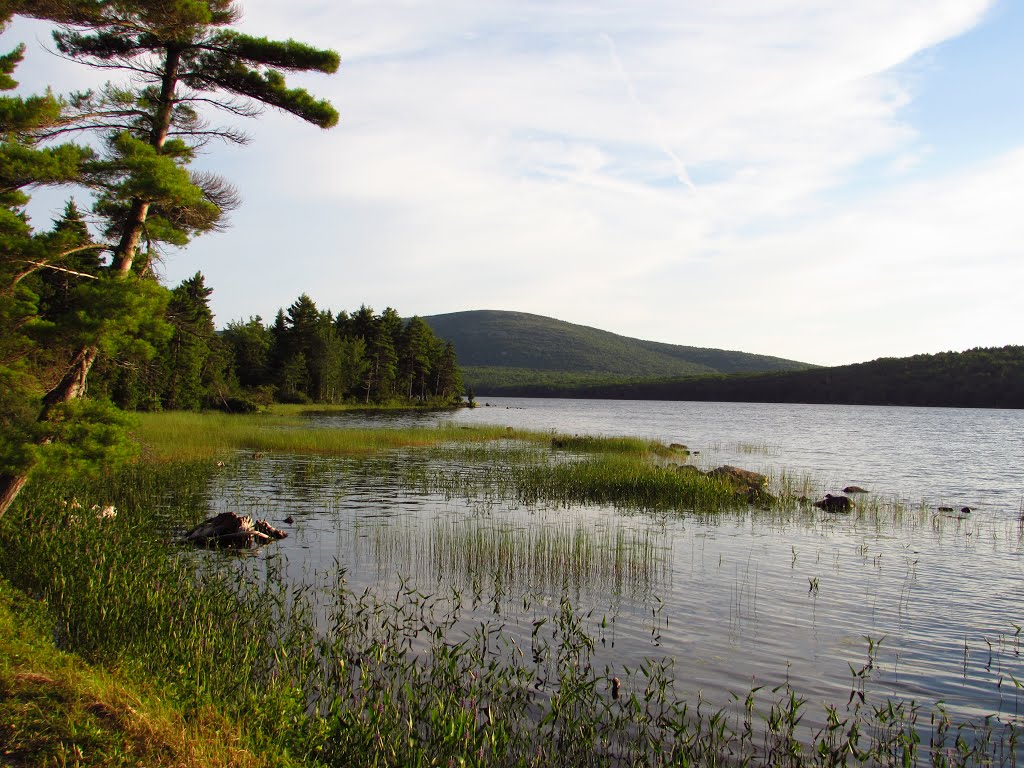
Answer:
367, 516, 672, 597
1, 412, 1021, 765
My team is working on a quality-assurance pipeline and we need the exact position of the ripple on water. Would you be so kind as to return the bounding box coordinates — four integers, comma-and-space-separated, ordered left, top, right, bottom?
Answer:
199, 413, 1024, 727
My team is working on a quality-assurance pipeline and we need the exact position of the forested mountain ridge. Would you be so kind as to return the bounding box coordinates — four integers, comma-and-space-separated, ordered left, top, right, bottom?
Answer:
481, 346, 1024, 409
422, 310, 812, 391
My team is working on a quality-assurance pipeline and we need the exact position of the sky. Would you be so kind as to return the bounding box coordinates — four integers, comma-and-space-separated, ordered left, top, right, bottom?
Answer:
7, 0, 1024, 366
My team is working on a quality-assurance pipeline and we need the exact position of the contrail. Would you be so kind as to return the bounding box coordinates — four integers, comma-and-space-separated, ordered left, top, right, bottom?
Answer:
600, 32, 697, 193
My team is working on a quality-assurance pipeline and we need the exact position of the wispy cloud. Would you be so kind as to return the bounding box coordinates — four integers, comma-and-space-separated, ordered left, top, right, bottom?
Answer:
599, 31, 697, 192
9, 0, 1015, 365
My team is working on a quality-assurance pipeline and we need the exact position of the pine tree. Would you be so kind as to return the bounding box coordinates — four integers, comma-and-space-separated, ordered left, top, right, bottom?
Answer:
364, 321, 398, 403
0, 1, 339, 515
221, 316, 271, 390
434, 341, 464, 402
349, 304, 376, 341
160, 272, 216, 410
0, 22, 109, 513
398, 316, 435, 401
336, 335, 368, 400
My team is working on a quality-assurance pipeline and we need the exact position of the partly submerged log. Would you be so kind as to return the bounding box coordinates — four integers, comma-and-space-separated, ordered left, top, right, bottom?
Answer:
182, 511, 287, 549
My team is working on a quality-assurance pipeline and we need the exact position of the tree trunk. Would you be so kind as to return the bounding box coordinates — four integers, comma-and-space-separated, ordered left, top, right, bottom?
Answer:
0, 345, 100, 519
0, 474, 29, 519
42, 345, 99, 412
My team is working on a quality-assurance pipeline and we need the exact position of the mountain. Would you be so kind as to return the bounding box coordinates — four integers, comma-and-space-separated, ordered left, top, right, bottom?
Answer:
421, 310, 813, 391
485, 346, 1024, 409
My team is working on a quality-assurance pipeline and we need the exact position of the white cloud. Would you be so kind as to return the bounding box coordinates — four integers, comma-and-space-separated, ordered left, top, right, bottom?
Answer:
9, 0, 1017, 365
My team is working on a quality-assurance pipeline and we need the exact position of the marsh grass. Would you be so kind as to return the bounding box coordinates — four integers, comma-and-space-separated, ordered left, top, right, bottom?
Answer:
735, 440, 777, 455
410, 451, 756, 516
133, 411, 550, 461
368, 516, 671, 597
0, 578, 277, 768
550, 434, 687, 458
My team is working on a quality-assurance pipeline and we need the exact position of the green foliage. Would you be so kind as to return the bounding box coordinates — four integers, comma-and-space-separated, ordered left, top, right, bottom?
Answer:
0, 366, 39, 475
89, 272, 240, 412
61, 275, 171, 357
33, 398, 138, 480
32, 286, 466, 415
221, 316, 271, 388
0, 28, 111, 486
218, 297, 464, 408
52, 2, 339, 134
91, 132, 220, 247
160, 272, 217, 410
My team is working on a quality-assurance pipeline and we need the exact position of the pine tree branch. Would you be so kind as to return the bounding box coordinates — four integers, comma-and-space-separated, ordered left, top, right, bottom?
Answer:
12, 255, 105, 286
176, 92, 263, 120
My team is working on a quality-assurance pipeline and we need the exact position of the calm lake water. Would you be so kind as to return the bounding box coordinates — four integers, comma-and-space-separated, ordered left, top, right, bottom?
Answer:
319, 397, 1024, 516
209, 399, 1024, 730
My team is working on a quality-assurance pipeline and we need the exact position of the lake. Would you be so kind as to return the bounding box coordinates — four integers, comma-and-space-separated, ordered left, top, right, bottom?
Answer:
209, 399, 1024, 735
317, 397, 1024, 516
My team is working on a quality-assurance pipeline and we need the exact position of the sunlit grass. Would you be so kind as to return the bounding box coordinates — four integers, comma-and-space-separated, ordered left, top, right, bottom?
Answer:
0, 579, 272, 768
132, 411, 550, 461
413, 452, 759, 514
550, 434, 689, 458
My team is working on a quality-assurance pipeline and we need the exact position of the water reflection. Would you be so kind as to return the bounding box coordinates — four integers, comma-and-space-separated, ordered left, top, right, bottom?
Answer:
307, 399, 1024, 515
199, 449, 1024, 730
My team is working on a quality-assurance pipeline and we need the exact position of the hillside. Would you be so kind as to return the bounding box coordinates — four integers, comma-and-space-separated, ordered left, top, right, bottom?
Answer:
482, 346, 1024, 409
422, 310, 812, 390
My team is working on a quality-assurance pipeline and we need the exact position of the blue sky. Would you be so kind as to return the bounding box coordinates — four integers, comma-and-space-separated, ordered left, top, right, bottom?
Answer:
7, 0, 1023, 366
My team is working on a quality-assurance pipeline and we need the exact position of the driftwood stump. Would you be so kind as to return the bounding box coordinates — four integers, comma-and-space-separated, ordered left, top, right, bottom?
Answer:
182, 511, 287, 549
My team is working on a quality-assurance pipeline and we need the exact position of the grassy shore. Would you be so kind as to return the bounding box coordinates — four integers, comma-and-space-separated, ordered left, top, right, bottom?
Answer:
0, 578, 287, 768
2, 409, 1018, 766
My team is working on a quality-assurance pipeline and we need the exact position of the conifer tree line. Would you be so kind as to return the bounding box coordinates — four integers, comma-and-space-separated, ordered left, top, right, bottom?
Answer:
0, 0, 348, 516
88, 278, 465, 410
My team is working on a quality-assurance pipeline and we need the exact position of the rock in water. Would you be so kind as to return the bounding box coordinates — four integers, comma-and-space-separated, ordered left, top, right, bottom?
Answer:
813, 494, 855, 513
705, 465, 775, 505
182, 511, 287, 549
707, 465, 769, 490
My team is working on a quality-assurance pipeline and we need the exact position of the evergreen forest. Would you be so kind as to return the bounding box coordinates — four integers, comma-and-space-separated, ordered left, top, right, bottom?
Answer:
82, 268, 465, 412
93, 277, 464, 411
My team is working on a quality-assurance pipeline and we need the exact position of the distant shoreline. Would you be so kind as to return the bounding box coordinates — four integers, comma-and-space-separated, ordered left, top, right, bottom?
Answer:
465, 345, 1024, 410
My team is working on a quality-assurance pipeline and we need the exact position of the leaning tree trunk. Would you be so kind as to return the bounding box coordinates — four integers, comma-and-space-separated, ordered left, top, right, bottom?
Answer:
0, 475, 29, 519
0, 346, 101, 519
0, 247, 139, 518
